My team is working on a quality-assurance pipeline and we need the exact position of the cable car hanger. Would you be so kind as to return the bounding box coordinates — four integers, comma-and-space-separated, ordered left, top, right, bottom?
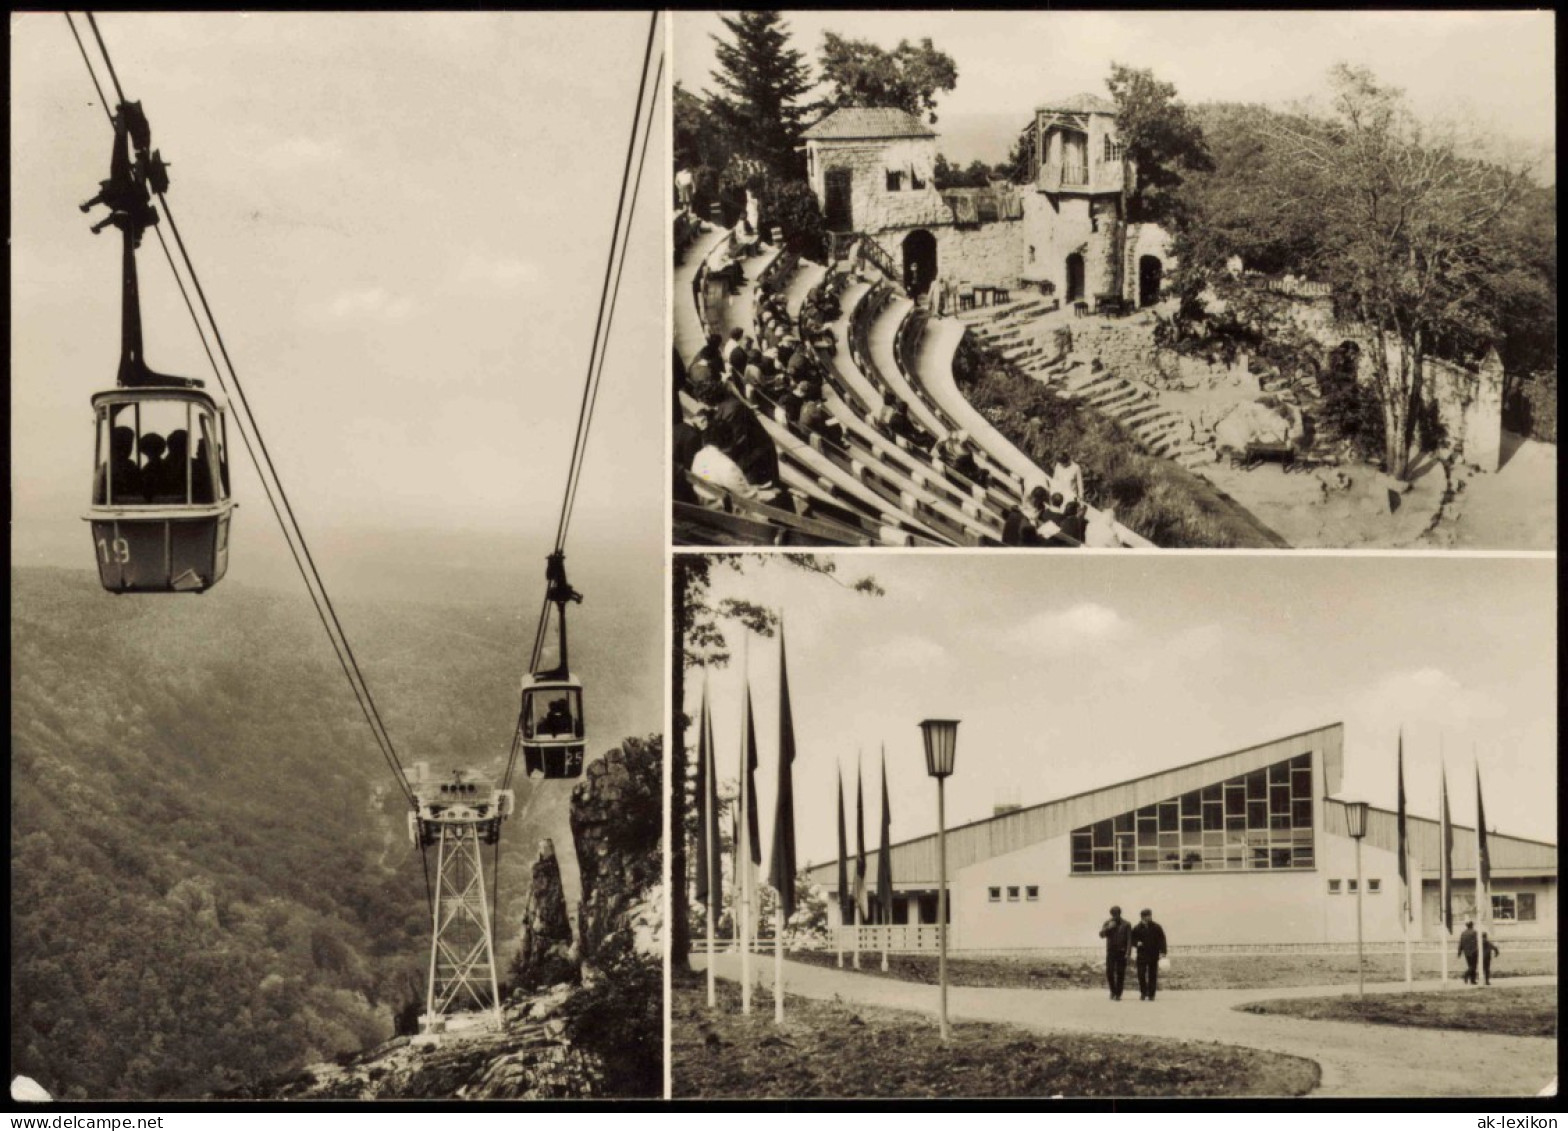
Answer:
81, 89, 238, 595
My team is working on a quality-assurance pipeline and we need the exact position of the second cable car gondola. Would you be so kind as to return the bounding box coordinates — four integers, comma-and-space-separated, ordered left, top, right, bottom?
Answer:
518, 552, 586, 779
82, 99, 236, 593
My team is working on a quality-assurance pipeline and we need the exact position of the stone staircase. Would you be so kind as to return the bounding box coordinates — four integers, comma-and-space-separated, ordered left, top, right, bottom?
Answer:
961, 305, 1215, 471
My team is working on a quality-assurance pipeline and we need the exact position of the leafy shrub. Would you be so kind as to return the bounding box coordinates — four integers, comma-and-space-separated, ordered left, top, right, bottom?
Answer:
562, 952, 662, 1098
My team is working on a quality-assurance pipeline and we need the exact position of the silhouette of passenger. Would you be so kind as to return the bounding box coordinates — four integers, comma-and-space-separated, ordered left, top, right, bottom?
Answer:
191, 437, 218, 504
100, 426, 142, 504
137, 432, 167, 503
540, 696, 574, 737
149, 429, 191, 502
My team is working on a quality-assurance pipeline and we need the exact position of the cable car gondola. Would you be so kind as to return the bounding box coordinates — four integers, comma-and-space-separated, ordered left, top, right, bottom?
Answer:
518, 552, 586, 779
82, 100, 235, 593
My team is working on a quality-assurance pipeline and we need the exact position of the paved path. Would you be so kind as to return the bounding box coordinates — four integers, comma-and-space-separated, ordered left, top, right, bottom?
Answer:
696, 953, 1557, 1098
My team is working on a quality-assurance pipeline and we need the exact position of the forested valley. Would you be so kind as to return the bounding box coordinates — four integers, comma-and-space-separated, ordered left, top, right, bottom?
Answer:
10, 563, 658, 1099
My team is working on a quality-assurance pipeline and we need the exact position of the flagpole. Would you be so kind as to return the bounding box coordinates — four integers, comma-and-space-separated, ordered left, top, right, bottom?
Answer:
703, 683, 716, 1010
853, 750, 863, 971
774, 892, 785, 1025
880, 744, 890, 973
836, 762, 845, 969
740, 634, 752, 1016
1397, 730, 1412, 986
1438, 745, 1449, 987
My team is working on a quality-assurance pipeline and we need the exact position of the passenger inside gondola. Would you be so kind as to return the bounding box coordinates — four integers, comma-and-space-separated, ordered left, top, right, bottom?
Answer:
539, 695, 575, 737
145, 428, 189, 503
136, 432, 167, 502
98, 425, 142, 505
191, 436, 217, 504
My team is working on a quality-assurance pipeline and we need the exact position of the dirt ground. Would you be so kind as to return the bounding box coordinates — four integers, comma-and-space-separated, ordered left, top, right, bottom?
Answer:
790, 947, 1558, 993
671, 969, 1319, 1099
1240, 985, 1557, 1039
1422, 434, 1558, 550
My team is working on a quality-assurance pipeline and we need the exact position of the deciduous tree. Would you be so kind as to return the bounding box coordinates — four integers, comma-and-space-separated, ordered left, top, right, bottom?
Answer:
818, 33, 958, 124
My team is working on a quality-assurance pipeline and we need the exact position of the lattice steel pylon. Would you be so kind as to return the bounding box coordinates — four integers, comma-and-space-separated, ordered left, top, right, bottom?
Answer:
408, 765, 514, 1035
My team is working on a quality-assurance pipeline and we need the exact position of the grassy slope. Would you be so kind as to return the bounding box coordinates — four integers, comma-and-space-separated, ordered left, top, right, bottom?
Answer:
671, 970, 1318, 1099
953, 337, 1288, 548
788, 949, 1558, 993
1240, 986, 1557, 1039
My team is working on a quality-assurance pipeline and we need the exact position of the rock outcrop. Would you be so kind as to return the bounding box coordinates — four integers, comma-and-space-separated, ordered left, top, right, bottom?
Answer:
513, 839, 576, 991
570, 737, 662, 974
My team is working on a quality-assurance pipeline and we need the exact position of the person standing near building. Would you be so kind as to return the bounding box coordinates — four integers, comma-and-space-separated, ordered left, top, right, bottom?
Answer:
1481, 931, 1500, 986
675, 166, 694, 211
1458, 919, 1480, 985
1099, 905, 1132, 1001
1131, 908, 1168, 1001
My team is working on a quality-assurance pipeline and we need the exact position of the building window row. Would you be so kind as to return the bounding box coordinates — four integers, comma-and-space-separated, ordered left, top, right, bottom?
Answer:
885, 167, 926, 192
988, 885, 1041, 903
1070, 753, 1314, 874
1327, 878, 1381, 894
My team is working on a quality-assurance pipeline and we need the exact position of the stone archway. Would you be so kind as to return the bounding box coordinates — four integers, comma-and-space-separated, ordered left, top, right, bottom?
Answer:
902, 229, 938, 296
1138, 255, 1164, 306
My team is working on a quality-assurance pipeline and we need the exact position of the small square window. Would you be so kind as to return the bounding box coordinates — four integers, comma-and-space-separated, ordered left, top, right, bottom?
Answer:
886, 169, 905, 191
1517, 892, 1537, 922
1367, 878, 1381, 894
1007, 886, 1020, 901
1025, 886, 1039, 901
1346, 879, 1358, 894
988, 886, 1001, 902
1327, 879, 1342, 894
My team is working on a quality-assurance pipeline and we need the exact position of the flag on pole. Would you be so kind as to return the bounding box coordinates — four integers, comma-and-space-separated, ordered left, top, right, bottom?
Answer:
836, 765, 851, 925
694, 682, 720, 906
1396, 730, 1411, 922
768, 624, 798, 921
739, 679, 763, 923
1438, 763, 1454, 935
1475, 761, 1491, 924
877, 746, 894, 924
854, 754, 869, 922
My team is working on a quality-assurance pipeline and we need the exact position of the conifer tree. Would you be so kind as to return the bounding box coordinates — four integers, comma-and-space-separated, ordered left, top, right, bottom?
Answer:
709, 10, 814, 178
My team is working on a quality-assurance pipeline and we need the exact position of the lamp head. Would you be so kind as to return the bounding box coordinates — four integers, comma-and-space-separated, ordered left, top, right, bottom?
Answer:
919, 718, 960, 779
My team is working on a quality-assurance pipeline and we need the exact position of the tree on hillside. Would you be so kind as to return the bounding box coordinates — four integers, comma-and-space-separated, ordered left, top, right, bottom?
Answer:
818, 33, 958, 124
670, 555, 881, 968
1106, 63, 1213, 225
709, 10, 815, 178
1264, 64, 1536, 478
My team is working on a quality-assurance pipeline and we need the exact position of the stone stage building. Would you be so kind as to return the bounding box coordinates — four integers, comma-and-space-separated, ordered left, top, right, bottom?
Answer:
801, 96, 1172, 311
804, 722, 1556, 952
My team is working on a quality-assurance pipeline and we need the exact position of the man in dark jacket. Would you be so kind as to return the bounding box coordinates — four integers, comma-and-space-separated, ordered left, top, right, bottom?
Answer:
1131, 908, 1168, 1001
1098, 905, 1132, 1001
1458, 919, 1479, 984
1481, 931, 1500, 986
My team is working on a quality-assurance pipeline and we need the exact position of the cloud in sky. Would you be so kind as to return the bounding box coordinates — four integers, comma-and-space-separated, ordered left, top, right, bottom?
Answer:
457, 253, 541, 289
861, 633, 948, 671
324, 287, 415, 321
1006, 602, 1132, 657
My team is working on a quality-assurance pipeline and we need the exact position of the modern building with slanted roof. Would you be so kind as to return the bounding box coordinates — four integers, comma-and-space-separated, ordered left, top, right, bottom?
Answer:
804, 722, 1556, 951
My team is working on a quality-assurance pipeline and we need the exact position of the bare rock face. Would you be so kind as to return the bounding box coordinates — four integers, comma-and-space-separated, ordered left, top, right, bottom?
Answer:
513, 840, 576, 991
570, 737, 661, 974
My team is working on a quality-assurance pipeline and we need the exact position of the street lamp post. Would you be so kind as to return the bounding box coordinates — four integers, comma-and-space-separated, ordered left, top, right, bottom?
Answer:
1345, 800, 1370, 999
919, 718, 959, 1042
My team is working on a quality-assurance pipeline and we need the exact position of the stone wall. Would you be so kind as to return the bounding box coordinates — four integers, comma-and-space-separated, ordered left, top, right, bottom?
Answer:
1284, 302, 1504, 470
864, 220, 1025, 290
1019, 193, 1120, 299
809, 136, 950, 233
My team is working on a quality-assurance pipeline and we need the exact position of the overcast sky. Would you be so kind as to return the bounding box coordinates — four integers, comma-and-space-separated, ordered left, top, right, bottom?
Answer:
675, 10, 1555, 169
11, 12, 665, 590
687, 553, 1557, 872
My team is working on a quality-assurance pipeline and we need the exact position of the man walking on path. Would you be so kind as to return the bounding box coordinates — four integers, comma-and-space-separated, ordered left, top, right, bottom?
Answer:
1099, 905, 1132, 1001
1458, 919, 1480, 985
1131, 908, 1168, 1001
1481, 932, 1500, 986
